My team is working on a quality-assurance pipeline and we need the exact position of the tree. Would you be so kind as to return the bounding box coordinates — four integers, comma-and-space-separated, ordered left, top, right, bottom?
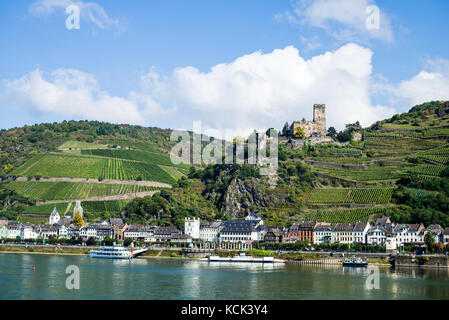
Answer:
424, 231, 435, 253
327, 126, 337, 138
282, 122, 290, 136
124, 238, 133, 247
294, 127, 306, 139
72, 211, 84, 227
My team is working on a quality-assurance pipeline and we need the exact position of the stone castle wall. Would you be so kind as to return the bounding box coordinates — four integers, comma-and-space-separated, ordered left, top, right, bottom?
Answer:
291, 104, 326, 138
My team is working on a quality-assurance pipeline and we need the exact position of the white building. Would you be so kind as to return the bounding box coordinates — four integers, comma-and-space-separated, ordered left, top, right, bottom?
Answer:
7, 224, 21, 239
49, 207, 60, 225
73, 201, 83, 218
219, 220, 263, 243
58, 225, 68, 239
199, 221, 222, 242
352, 222, 370, 244
394, 224, 425, 247
21, 224, 39, 240
367, 226, 387, 245
313, 224, 332, 245
184, 217, 200, 239
79, 226, 97, 240
123, 225, 155, 242
39, 225, 59, 239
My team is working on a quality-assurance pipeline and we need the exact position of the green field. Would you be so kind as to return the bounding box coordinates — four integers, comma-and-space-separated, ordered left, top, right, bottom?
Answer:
24, 203, 70, 215
6, 181, 160, 201
304, 207, 390, 223
307, 188, 394, 204
12, 154, 175, 184
58, 141, 108, 150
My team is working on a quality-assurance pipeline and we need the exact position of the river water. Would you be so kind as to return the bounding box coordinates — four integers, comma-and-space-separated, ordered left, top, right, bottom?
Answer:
1, 253, 449, 299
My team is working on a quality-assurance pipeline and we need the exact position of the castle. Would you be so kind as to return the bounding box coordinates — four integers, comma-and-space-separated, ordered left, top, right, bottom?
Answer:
290, 104, 326, 138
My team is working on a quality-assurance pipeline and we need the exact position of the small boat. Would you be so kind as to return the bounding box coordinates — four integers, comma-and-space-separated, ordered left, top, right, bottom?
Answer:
204, 253, 284, 263
342, 257, 368, 267
89, 245, 132, 259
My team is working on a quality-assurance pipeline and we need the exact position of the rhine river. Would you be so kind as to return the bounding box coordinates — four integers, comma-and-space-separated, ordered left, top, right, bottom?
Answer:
1, 253, 449, 299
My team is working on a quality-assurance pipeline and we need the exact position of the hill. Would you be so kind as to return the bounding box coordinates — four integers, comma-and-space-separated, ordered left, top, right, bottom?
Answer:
1, 101, 449, 227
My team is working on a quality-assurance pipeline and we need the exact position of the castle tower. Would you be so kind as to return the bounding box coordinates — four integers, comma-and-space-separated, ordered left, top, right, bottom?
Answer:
184, 217, 200, 239
73, 200, 83, 218
313, 104, 326, 136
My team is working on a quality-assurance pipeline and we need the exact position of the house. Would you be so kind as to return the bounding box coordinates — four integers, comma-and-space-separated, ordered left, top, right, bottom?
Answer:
39, 225, 60, 239
427, 224, 444, 244
199, 221, 223, 243
67, 226, 81, 239
0, 225, 7, 239
375, 216, 391, 226
91, 221, 113, 240
79, 226, 97, 241
123, 225, 155, 242
109, 218, 128, 241
154, 226, 181, 242
353, 222, 370, 244
366, 225, 388, 245
332, 223, 354, 244
48, 207, 60, 225
394, 223, 425, 247
6, 223, 21, 240
443, 228, 449, 245
58, 225, 68, 239
170, 233, 193, 244
313, 223, 333, 245
263, 227, 285, 243
21, 224, 39, 240
287, 222, 317, 243
219, 220, 261, 243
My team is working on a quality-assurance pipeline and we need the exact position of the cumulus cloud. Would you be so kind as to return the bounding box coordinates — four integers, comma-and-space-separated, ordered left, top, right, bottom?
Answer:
276, 0, 394, 44
29, 0, 121, 30
3, 44, 400, 134
3, 69, 143, 125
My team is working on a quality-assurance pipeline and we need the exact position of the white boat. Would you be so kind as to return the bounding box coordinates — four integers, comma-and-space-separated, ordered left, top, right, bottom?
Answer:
89, 245, 132, 259
204, 253, 283, 263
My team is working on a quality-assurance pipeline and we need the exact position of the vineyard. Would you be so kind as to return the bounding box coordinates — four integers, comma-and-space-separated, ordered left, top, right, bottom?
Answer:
24, 203, 70, 215
6, 181, 160, 201
307, 188, 394, 204
303, 207, 390, 223
12, 154, 176, 184
312, 164, 407, 181
409, 165, 446, 177
81, 148, 183, 167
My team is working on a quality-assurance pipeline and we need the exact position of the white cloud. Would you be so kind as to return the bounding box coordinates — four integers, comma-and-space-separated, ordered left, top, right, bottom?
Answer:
4, 69, 143, 125
29, 0, 121, 30
276, 0, 394, 44
3, 44, 399, 134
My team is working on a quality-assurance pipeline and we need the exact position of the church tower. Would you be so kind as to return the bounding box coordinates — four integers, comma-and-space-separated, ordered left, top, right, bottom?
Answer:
73, 200, 83, 218
313, 104, 326, 136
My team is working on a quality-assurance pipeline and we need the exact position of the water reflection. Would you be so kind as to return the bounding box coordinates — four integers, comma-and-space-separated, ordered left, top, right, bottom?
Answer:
2, 254, 449, 300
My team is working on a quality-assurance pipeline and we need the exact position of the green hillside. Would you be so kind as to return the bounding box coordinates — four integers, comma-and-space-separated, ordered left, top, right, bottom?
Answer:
1, 102, 449, 227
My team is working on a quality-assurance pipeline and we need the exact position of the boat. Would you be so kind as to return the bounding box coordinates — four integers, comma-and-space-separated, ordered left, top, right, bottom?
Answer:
342, 257, 368, 267
89, 245, 132, 259
203, 253, 284, 263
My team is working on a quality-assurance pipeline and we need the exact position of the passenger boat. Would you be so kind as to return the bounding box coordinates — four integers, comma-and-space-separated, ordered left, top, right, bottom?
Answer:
88, 245, 132, 259
342, 257, 368, 267
204, 253, 284, 263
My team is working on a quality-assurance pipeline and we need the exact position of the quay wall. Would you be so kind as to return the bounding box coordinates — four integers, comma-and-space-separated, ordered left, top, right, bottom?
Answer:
394, 255, 449, 268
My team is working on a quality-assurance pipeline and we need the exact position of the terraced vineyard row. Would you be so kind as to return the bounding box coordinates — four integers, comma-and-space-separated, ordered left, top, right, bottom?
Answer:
304, 207, 389, 223
12, 154, 175, 184
409, 165, 446, 177
419, 154, 449, 165
6, 181, 160, 201
307, 188, 394, 204
312, 165, 406, 181
81, 148, 181, 167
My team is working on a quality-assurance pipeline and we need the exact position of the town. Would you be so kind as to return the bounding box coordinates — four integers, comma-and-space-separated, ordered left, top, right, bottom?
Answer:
1, 200, 448, 255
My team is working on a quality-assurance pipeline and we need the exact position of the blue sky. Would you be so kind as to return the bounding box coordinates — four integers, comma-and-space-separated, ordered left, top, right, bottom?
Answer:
1, 0, 449, 134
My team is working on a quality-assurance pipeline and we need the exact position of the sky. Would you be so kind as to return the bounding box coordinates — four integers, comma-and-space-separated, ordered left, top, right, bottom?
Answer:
0, 0, 449, 136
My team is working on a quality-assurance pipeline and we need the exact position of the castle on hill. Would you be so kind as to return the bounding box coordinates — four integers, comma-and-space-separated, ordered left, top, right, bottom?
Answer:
290, 104, 326, 138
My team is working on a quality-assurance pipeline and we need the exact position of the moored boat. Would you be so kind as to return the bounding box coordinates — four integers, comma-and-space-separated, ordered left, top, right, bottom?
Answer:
342, 257, 368, 267
204, 253, 284, 263
89, 245, 132, 259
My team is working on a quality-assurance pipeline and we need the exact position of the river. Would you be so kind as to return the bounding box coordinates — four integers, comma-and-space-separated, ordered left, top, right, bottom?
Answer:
1, 253, 449, 299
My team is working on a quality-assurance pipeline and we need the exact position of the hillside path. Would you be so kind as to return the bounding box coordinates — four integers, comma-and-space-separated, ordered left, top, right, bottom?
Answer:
36, 191, 160, 205
15, 176, 172, 189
